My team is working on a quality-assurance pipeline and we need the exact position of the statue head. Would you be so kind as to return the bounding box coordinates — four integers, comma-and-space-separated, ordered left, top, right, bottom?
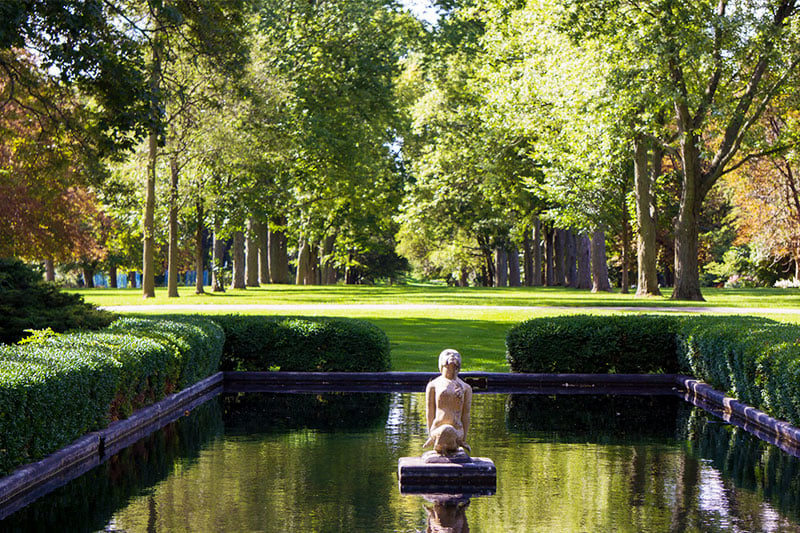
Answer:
438, 349, 461, 373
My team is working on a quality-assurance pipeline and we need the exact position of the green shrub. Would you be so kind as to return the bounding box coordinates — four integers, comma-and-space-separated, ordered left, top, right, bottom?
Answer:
506, 314, 800, 426
210, 315, 390, 372
506, 314, 680, 374
0, 316, 223, 476
0, 258, 115, 344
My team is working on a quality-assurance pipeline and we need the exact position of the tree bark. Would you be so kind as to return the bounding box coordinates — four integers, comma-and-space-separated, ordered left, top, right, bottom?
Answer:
128, 271, 137, 289
44, 259, 55, 282
307, 243, 319, 285
577, 233, 592, 289
268, 216, 289, 283
634, 136, 662, 296
672, 133, 704, 300
565, 230, 577, 287
108, 265, 118, 289
82, 266, 95, 288
211, 215, 225, 292
545, 226, 555, 286
194, 199, 205, 294
591, 229, 612, 292
296, 238, 309, 285
230, 230, 246, 289
495, 247, 508, 287
167, 154, 180, 298
554, 229, 566, 286
522, 235, 533, 286
257, 221, 269, 284
532, 217, 543, 286
142, 20, 162, 300
508, 246, 521, 287
245, 217, 259, 287
620, 206, 630, 294
321, 234, 336, 285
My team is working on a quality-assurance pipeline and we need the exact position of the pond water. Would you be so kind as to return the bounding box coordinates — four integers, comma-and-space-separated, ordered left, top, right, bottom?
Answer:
3, 392, 800, 532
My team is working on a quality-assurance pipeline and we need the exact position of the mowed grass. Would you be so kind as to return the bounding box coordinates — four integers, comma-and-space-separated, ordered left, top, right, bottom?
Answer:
75, 285, 800, 372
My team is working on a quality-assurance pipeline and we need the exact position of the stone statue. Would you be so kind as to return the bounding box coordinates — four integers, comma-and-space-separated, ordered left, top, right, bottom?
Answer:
424, 349, 472, 456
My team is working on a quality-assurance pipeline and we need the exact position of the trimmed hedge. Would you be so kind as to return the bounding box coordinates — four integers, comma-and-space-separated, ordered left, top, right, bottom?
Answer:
0, 316, 224, 475
211, 315, 391, 372
506, 314, 800, 426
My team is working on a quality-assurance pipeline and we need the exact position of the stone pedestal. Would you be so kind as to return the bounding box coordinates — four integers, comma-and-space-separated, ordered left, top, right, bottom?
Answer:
398, 453, 496, 494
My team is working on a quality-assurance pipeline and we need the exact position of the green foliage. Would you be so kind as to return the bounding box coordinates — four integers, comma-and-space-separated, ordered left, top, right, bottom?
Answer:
211, 315, 390, 372
506, 314, 680, 373
0, 258, 114, 344
0, 316, 223, 476
507, 314, 800, 425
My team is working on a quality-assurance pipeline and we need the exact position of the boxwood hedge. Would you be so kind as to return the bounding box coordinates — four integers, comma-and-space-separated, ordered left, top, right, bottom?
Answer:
210, 315, 391, 372
0, 316, 224, 476
506, 314, 800, 426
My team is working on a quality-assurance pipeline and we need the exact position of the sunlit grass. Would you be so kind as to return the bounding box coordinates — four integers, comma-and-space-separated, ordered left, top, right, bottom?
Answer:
74, 285, 800, 372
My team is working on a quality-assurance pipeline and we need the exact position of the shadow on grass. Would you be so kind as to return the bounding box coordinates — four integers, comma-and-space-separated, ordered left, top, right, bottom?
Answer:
366, 317, 513, 372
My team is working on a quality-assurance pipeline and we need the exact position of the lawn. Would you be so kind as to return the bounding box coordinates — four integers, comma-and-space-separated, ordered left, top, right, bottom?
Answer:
75, 284, 800, 372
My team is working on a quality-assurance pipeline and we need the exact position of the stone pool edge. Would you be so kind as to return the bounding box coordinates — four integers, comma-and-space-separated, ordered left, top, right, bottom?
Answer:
3, 371, 800, 515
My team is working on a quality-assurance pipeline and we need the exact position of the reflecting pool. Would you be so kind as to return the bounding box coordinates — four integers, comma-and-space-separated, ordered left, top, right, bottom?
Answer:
3, 392, 800, 532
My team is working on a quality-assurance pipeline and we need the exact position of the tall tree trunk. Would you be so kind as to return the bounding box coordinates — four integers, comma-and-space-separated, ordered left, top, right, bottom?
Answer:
495, 247, 508, 287
194, 199, 205, 294
522, 235, 534, 286
508, 246, 521, 287
257, 221, 269, 284
268, 215, 289, 284
545, 226, 555, 286
591, 229, 612, 292
634, 137, 662, 297
296, 238, 309, 285
109, 265, 118, 289
533, 217, 543, 286
82, 266, 95, 289
230, 230, 246, 289
142, 21, 162, 299
44, 258, 55, 282
672, 134, 705, 300
577, 233, 592, 289
211, 215, 225, 292
128, 271, 137, 289
245, 218, 259, 287
565, 230, 577, 287
621, 204, 630, 294
554, 229, 566, 286
321, 234, 336, 285
167, 154, 180, 298
306, 243, 319, 285
459, 267, 468, 287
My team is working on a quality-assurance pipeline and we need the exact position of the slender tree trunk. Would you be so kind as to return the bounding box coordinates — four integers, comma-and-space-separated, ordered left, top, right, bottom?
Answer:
257, 221, 269, 284
522, 235, 533, 286
128, 271, 137, 289
268, 215, 289, 283
634, 137, 662, 296
142, 23, 162, 299
211, 215, 225, 292
533, 217, 543, 286
109, 265, 118, 289
296, 238, 309, 285
83, 266, 95, 288
44, 258, 55, 282
459, 267, 468, 287
307, 243, 319, 285
245, 218, 259, 287
621, 205, 630, 294
194, 199, 205, 294
321, 234, 336, 285
565, 230, 577, 287
508, 246, 521, 287
577, 233, 592, 289
591, 229, 612, 292
167, 155, 180, 298
545, 226, 555, 286
495, 247, 508, 287
554, 229, 566, 286
230, 230, 246, 289
673, 136, 705, 300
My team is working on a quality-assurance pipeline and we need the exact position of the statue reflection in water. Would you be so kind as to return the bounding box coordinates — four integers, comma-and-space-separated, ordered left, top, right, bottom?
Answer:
423, 495, 470, 533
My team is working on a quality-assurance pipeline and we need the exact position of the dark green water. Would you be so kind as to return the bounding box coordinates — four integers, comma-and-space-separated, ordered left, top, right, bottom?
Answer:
4, 393, 800, 532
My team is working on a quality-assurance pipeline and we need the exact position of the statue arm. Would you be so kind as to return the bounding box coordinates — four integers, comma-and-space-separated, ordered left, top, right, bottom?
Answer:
423, 381, 436, 447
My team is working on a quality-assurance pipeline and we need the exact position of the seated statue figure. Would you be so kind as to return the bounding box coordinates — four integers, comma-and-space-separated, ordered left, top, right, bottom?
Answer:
424, 349, 472, 456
